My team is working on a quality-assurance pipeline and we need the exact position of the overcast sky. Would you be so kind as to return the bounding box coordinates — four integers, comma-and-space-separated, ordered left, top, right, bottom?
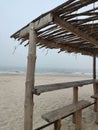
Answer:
0, 0, 98, 70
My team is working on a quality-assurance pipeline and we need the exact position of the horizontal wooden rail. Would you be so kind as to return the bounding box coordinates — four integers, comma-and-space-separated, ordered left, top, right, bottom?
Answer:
32, 79, 98, 95
42, 100, 91, 123
34, 102, 95, 130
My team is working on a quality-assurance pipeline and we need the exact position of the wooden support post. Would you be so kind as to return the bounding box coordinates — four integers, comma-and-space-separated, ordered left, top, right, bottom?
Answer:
73, 87, 78, 123
75, 109, 82, 130
94, 83, 98, 112
54, 119, 61, 130
93, 54, 96, 80
73, 87, 78, 103
24, 23, 37, 130
91, 94, 98, 124
95, 99, 98, 124
93, 54, 97, 111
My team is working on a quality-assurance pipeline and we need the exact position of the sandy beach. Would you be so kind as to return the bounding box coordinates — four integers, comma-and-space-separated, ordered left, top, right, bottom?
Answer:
0, 74, 98, 130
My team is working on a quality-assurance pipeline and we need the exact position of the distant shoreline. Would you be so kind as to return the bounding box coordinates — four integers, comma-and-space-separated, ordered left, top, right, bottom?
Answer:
0, 73, 97, 79
0, 72, 97, 76
0, 66, 98, 76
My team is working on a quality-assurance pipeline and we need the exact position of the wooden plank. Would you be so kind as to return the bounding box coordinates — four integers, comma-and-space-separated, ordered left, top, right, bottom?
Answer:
53, 15, 98, 46
33, 79, 98, 95
91, 94, 98, 99
34, 103, 95, 130
24, 23, 37, 130
14, 13, 53, 38
42, 100, 91, 123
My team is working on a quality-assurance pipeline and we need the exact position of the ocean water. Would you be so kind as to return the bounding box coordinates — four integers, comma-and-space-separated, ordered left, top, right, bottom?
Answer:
0, 66, 98, 76
0, 66, 25, 74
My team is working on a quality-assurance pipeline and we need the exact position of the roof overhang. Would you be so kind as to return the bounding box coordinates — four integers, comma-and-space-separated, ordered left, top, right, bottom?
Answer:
11, 0, 98, 56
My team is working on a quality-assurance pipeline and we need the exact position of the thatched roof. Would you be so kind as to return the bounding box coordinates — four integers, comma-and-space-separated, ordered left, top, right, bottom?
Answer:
11, 0, 98, 56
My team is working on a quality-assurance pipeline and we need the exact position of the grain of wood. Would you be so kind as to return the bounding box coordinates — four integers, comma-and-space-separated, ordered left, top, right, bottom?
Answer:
42, 100, 91, 123
24, 23, 37, 130
33, 79, 98, 95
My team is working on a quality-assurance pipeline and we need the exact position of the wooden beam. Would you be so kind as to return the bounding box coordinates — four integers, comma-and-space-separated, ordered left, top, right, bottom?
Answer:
53, 16, 98, 46
37, 38, 97, 56
12, 13, 53, 38
19, 26, 29, 38
38, 37, 71, 50
33, 79, 97, 95
24, 23, 37, 130
33, 13, 53, 30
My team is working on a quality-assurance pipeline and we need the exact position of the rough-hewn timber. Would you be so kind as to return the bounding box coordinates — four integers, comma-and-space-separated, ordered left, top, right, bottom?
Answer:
42, 100, 91, 123
33, 79, 98, 95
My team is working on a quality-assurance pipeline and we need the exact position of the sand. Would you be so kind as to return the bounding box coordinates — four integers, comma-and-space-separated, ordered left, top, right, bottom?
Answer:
0, 74, 98, 130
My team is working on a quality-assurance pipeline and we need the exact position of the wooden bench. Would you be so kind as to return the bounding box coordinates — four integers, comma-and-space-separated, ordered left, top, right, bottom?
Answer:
42, 100, 91, 130
91, 94, 98, 124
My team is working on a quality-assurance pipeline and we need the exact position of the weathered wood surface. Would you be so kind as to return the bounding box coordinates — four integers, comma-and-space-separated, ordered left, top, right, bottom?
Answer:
93, 54, 97, 112
75, 109, 82, 130
73, 87, 78, 103
42, 100, 91, 123
54, 119, 61, 130
95, 100, 98, 124
73, 87, 78, 123
91, 94, 98, 99
11, 0, 98, 57
91, 94, 98, 124
24, 24, 37, 130
33, 79, 98, 95
18, 13, 53, 38
93, 54, 96, 80
37, 37, 95, 56
53, 15, 98, 46
92, 82, 98, 112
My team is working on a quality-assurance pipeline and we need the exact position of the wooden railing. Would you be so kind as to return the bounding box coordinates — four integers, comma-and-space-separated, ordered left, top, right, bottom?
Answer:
33, 79, 98, 95
33, 79, 98, 130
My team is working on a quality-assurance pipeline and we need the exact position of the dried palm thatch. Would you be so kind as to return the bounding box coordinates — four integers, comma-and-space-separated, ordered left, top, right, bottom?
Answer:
11, 0, 98, 56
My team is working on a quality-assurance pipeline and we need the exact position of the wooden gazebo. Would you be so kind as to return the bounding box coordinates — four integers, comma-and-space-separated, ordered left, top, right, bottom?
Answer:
11, 0, 98, 130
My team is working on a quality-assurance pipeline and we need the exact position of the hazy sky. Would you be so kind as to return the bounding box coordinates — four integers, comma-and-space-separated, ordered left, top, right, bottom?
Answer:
0, 0, 98, 70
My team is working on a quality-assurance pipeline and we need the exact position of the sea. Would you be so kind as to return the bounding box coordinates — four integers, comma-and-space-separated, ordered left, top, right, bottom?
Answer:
0, 66, 98, 76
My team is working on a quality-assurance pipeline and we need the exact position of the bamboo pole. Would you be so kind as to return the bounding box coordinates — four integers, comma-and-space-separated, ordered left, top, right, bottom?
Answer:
24, 23, 37, 130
